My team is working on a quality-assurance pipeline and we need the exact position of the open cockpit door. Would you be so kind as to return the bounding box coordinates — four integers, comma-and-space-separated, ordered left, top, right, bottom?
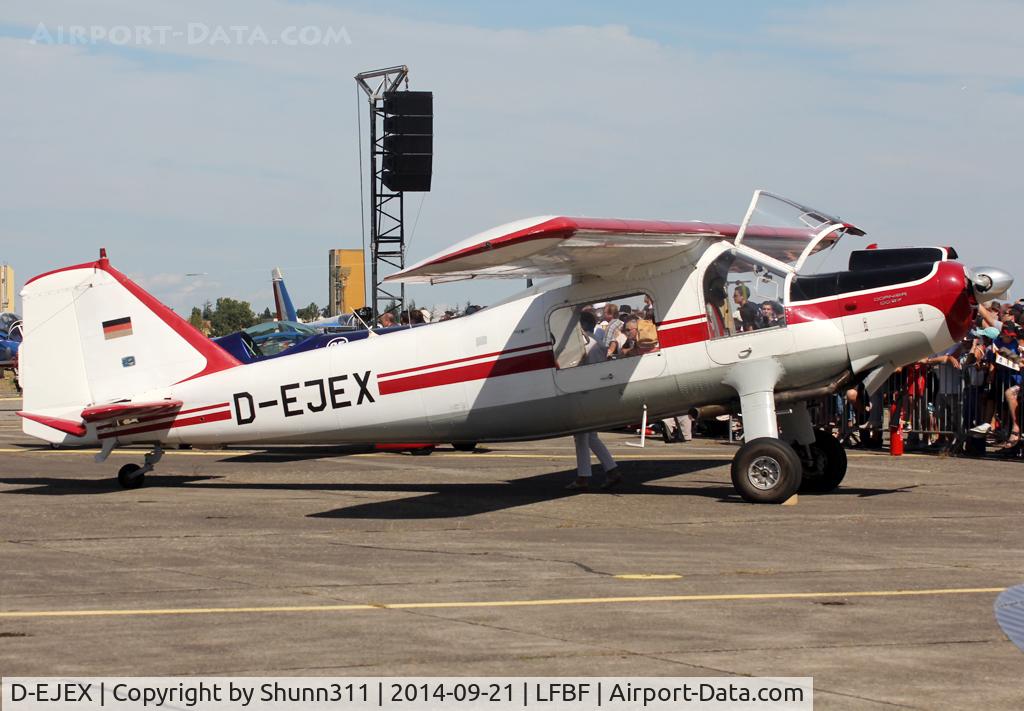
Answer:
735, 191, 865, 273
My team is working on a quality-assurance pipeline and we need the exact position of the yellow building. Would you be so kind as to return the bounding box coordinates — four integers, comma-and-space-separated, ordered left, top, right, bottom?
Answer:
0, 264, 14, 313
328, 249, 366, 316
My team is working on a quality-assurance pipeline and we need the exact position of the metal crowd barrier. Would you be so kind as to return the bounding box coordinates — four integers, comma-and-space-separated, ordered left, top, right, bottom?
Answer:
806, 353, 1024, 458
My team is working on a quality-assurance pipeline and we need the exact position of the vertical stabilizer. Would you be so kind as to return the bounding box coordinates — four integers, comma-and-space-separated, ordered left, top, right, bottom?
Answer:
272, 267, 298, 322
18, 252, 239, 443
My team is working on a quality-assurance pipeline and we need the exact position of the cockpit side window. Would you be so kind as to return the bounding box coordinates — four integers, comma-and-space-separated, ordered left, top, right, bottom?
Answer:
704, 250, 788, 339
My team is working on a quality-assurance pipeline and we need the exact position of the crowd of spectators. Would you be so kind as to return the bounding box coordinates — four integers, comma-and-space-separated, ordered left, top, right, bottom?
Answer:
832, 298, 1024, 456
372, 304, 484, 328
571, 298, 660, 365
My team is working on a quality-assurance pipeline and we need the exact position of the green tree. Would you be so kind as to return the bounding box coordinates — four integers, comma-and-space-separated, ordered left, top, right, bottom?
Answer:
260, 306, 273, 321
296, 302, 320, 322
208, 297, 256, 337
188, 306, 204, 331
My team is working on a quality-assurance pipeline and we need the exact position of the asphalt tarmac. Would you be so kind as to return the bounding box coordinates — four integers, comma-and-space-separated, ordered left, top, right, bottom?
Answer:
1, 396, 1022, 709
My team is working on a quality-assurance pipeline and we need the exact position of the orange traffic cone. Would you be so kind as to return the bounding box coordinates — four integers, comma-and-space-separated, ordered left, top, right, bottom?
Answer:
890, 424, 904, 456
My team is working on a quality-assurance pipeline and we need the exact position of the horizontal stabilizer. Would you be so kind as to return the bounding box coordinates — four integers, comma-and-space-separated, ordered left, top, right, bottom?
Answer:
16, 412, 87, 438
81, 400, 183, 423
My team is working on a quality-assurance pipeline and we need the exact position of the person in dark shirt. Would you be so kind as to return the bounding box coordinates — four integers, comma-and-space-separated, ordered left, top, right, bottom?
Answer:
758, 301, 786, 329
732, 285, 758, 332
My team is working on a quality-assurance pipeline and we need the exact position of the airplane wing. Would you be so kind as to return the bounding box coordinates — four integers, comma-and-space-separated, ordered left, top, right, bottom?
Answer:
385, 216, 738, 283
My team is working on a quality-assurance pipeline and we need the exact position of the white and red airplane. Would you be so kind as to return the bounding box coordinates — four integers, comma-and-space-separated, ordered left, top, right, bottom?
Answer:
16, 192, 1011, 502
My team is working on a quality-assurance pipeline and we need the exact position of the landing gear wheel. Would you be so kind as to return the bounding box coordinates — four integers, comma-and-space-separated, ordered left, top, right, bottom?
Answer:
452, 442, 478, 452
796, 428, 848, 493
117, 463, 146, 489
731, 437, 802, 504
409, 446, 435, 456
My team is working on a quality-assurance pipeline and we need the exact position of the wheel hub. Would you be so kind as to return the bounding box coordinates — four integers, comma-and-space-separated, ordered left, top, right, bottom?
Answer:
747, 455, 782, 490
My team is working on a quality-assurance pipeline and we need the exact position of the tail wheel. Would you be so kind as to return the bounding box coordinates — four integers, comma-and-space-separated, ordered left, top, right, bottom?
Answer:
731, 437, 802, 504
117, 463, 146, 489
796, 428, 848, 493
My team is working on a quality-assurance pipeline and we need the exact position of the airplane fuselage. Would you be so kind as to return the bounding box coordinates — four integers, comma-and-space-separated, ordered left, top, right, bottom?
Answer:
77, 243, 970, 448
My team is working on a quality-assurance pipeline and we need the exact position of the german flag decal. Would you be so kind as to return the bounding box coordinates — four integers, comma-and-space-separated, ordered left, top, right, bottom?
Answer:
102, 316, 133, 340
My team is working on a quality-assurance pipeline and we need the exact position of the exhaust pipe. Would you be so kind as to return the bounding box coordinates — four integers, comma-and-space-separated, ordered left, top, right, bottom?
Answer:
693, 369, 853, 419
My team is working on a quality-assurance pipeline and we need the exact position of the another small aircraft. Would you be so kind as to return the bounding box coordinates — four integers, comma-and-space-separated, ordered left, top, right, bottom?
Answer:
16, 192, 1012, 502
0, 312, 22, 367
271, 267, 298, 323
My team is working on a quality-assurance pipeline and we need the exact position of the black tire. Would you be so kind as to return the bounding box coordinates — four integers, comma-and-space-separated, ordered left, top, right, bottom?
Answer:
452, 442, 478, 452
117, 463, 145, 489
795, 429, 848, 493
409, 446, 435, 456
731, 437, 803, 503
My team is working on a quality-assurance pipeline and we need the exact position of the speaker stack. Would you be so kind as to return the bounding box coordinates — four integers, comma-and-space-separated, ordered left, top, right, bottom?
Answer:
381, 91, 433, 192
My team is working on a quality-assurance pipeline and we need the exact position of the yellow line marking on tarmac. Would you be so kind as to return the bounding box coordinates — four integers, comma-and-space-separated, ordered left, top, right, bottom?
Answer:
615, 574, 682, 580
0, 587, 1003, 619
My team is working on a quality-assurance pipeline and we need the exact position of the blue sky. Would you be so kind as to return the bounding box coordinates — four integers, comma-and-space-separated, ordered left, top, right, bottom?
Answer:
1, 0, 1022, 315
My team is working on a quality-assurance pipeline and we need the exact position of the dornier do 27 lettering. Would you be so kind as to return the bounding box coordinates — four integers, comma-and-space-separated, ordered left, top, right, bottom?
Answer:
233, 371, 376, 424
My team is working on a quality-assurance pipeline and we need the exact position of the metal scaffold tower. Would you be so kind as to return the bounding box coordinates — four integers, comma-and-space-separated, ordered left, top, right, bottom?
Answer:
356, 65, 409, 319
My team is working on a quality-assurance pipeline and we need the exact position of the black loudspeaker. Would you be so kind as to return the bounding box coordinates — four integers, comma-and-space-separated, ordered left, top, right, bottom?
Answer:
382, 90, 432, 192
383, 154, 432, 173
385, 134, 432, 155
384, 91, 432, 115
384, 115, 432, 134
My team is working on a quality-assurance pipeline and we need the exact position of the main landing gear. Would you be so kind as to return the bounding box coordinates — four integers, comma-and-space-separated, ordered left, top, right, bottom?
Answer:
111, 445, 163, 489
731, 437, 802, 503
792, 428, 847, 493
724, 363, 847, 503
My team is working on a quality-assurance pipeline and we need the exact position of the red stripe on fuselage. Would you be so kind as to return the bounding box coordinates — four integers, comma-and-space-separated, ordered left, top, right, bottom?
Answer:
658, 322, 710, 348
98, 409, 232, 439
657, 315, 705, 327
96, 402, 229, 431
379, 350, 555, 395
379, 342, 551, 379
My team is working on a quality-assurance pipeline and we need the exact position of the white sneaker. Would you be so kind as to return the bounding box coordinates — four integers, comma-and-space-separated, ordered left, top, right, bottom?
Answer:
969, 423, 992, 435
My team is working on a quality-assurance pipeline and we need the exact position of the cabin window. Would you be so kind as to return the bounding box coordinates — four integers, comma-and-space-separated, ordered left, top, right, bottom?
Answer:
703, 250, 788, 339
549, 293, 659, 369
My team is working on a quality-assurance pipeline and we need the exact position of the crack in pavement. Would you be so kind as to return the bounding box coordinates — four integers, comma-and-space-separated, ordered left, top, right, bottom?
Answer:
324, 540, 615, 577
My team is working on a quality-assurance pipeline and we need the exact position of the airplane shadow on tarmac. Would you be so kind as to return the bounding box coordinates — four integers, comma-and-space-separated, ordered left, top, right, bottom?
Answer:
0, 455, 919, 517
0, 475, 220, 495
306, 459, 736, 519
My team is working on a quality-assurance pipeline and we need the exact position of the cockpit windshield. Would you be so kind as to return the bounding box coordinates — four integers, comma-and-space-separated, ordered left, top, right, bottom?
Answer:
735, 191, 864, 271
0, 313, 22, 340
